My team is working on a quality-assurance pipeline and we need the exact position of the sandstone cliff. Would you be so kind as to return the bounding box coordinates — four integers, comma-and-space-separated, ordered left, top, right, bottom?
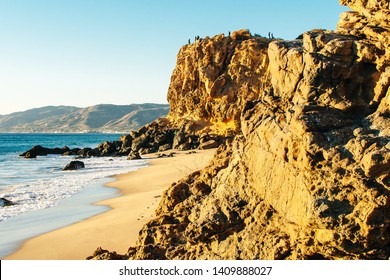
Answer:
167, 30, 272, 135
90, 0, 390, 260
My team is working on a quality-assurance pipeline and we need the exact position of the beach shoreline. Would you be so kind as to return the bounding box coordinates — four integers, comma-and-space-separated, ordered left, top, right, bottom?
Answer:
5, 149, 215, 260
0, 177, 120, 259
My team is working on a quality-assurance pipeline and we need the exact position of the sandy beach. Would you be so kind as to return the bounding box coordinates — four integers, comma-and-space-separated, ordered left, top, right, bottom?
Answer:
6, 149, 215, 260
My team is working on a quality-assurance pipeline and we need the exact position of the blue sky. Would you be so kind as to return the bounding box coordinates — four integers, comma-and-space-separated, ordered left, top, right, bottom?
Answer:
0, 0, 349, 115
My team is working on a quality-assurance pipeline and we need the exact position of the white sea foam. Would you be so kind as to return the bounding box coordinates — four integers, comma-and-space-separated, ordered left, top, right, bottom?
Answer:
0, 156, 148, 222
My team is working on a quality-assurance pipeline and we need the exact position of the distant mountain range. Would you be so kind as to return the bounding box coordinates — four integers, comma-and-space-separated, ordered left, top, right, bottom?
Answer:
0, 104, 170, 133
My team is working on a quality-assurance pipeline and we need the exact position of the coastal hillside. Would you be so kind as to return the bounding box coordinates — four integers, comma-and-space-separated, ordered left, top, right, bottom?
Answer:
0, 104, 169, 133
90, 0, 390, 260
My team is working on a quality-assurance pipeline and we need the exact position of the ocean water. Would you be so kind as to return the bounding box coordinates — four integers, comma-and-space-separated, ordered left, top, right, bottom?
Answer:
0, 133, 148, 222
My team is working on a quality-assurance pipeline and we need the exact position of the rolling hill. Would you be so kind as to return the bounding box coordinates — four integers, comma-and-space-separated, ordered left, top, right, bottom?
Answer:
0, 104, 169, 133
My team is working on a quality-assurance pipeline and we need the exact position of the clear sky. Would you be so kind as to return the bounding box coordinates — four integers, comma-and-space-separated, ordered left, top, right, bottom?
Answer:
0, 0, 349, 115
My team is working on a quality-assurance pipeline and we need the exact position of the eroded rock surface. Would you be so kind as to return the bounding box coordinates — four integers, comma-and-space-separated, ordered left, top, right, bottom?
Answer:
89, 1, 390, 260
167, 29, 273, 135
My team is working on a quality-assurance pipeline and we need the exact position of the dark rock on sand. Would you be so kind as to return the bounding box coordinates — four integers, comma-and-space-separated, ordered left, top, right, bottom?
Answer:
63, 160, 85, 171
0, 198, 14, 207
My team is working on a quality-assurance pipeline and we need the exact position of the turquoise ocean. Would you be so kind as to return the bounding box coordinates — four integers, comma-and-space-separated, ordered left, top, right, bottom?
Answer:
0, 133, 147, 258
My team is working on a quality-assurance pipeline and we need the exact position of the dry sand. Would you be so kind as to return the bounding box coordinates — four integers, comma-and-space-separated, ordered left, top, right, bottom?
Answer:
6, 149, 215, 260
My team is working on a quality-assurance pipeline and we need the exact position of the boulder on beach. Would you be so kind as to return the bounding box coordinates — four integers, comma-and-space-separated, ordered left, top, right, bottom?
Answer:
63, 160, 85, 171
0, 198, 14, 207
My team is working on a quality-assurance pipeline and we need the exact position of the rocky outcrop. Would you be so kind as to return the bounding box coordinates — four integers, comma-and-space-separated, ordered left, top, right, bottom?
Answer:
107, 117, 228, 157
20, 116, 223, 165
90, 1, 390, 260
20, 145, 71, 158
167, 29, 272, 135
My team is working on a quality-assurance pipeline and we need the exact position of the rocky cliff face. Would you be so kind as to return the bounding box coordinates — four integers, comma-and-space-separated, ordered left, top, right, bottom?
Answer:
167, 30, 272, 135
90, 0, 390, 260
